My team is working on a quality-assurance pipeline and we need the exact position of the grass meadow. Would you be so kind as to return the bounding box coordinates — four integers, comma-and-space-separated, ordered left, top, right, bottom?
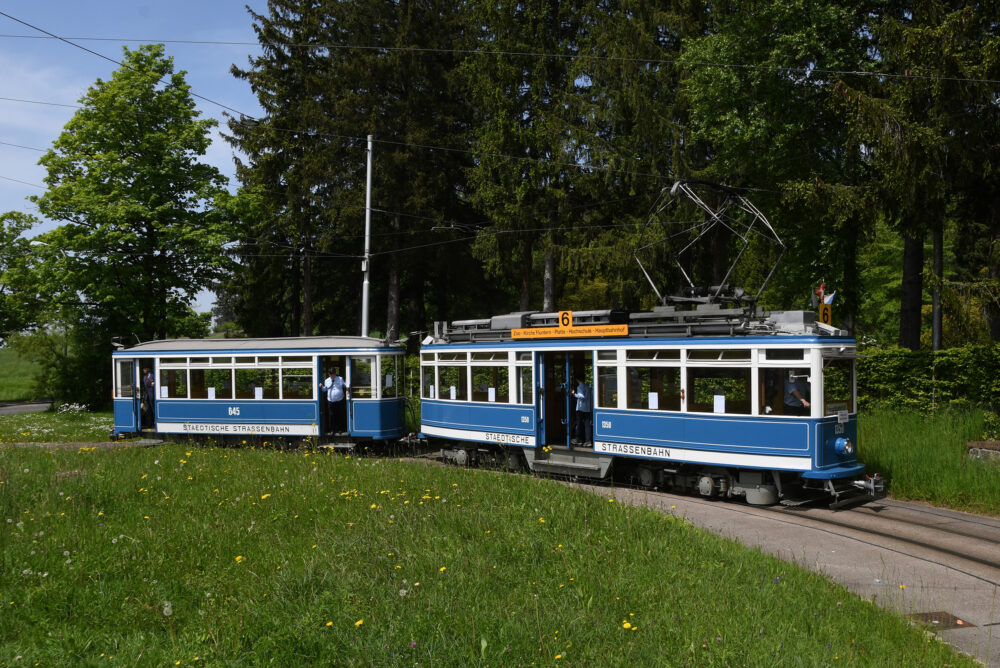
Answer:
0, 440, 973, 666
0, 348, 40, 402
860, 408, 1000, 515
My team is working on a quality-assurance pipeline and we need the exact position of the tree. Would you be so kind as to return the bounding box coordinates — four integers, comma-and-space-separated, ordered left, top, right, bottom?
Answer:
836, 3, 1000, 348
23, 44, 232, 406
0, 212, 37, 342
679, 0, 878, 328
227, 0, 491, 339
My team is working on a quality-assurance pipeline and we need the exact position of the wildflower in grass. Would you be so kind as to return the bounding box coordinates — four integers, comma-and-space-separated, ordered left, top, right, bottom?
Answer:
326, 621, 333, 627
261, 494, 271, 500
622, 621, 631, 629
163, 602, 173, 617
539, 517, 545, 523
439, 566, 446, 572
899, 584, 905, 590
355, 619, 364, 627
235, 555, 244, 563
555, 654, 562, 660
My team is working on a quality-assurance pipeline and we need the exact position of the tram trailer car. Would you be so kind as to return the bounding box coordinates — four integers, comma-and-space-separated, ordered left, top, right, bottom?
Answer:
112, 337, 406, 443
419, 306, 884, 506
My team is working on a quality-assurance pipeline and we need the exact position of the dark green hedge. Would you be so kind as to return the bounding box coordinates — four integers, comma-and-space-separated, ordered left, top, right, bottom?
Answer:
858, 345, 1000, 412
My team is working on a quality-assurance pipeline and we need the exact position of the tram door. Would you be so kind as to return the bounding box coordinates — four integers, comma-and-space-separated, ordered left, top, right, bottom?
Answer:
319, 356, 348, 435
539, 351, 592, 447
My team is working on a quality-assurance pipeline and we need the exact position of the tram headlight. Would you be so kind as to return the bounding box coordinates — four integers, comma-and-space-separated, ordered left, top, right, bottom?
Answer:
834, 437, 854, 457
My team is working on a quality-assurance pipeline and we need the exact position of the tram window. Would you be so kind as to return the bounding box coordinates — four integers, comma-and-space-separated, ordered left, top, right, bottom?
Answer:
235, 368, 278, 399
438, 352, 467, 362
421, 353, 434, 362
421, 366, 435, 399
281, 356, 312, 367
257, 356, 279, 364
381, 356, 399, 398
627, 367, 680, 411
211, 357, 232, 365
686, 367, 751, 414
197, 368, 233, 400
161, 357, 186, 367
597, 350, 617, 361
235, 356, 255, 365
516, 366, 533, 404
687, 349, 750, 361
472, 352, 507, 361
597, 366, 618, 408
159, 369, 188, 399
765, 349, 804, 361
116, 360, 134, 398
823, 358, 855, 415
282, 368, 313, 399
626, 349, 680, 361
190, 368, 234, 399
351, 357, 374, 398
438, 365, 467, 401
760, 368, 811, 416
472, 366, 509, 402
189, 357, 210, 365
516, 351, 532, 362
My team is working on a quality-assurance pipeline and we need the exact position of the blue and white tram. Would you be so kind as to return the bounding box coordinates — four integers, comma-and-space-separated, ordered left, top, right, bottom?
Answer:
420, 308, 882, 506
111, 336, 406, 441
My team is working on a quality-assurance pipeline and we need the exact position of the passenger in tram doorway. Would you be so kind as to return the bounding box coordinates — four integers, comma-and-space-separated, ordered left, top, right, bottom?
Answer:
323, 368, 349, 434
142, 367, 155, 427
783, 369, 811, 416
571, 376, 593, 446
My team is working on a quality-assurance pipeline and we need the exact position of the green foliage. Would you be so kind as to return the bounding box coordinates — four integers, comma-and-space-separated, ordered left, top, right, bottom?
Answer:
0, 444, 974, 665
858, 345, 1000, 413
0, 212, 38, 342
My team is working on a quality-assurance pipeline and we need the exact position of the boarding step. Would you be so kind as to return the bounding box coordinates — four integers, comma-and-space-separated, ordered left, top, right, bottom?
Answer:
523, 448, 613, 479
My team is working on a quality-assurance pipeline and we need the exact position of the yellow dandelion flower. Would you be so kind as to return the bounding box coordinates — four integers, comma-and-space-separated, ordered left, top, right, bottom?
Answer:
555, 654, 562, 660
539, 517, 545, 523
235, 555, 244, 563
439, 566, 446, 572
355, 619, 364, 627
261, 494, 271, 500
899, 584, 905, 590
623, 621, 631, 629
326, 621, 333, 627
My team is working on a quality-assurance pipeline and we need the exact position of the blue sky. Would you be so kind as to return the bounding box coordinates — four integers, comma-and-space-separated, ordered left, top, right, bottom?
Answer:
0, 1, 270, 311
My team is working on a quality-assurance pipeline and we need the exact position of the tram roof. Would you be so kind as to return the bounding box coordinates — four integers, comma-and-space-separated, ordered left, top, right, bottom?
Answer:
114, 336, 401, 356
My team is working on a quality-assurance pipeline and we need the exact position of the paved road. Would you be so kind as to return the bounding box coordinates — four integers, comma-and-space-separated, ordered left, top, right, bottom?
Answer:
0, 402, 51, 416
599, 485, 1000, 666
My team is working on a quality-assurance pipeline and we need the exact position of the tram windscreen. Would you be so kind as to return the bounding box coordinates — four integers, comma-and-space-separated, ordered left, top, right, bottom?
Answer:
823, 358, 856, 415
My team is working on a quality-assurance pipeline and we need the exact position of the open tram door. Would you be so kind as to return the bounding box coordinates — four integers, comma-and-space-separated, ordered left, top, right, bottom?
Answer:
111, 357, 142, 436
318, 355, 348, 435
538, 350, 592, 448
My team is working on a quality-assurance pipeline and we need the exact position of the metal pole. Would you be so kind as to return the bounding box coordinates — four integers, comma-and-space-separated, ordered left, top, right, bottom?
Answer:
362, 134, 373, 337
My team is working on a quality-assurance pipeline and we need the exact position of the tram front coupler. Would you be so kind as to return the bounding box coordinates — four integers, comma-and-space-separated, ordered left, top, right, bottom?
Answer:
852, 473, 885, 499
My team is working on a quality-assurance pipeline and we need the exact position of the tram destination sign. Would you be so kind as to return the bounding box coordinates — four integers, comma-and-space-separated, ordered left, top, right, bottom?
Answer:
512, 310, 629, 340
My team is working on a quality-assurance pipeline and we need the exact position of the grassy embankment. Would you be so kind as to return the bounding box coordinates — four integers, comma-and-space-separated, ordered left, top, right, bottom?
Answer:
0, 347, 40, 402
860, 407, 1000, 515
0, 442, 972, 666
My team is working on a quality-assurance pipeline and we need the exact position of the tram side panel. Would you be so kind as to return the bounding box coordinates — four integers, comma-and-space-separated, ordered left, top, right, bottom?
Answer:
421, 399, 536, 446
593, 410, 813, 472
